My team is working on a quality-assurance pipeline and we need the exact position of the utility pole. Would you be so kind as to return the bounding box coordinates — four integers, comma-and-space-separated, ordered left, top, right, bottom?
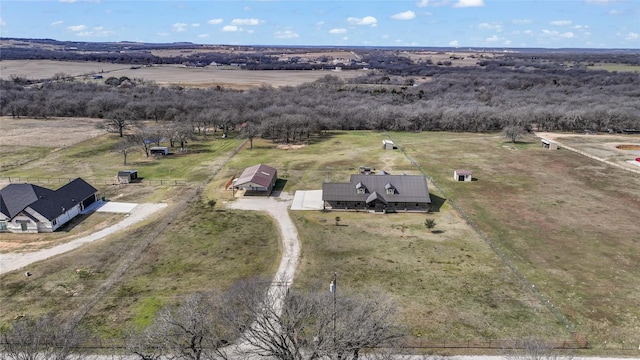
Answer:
331, 272, 337, 357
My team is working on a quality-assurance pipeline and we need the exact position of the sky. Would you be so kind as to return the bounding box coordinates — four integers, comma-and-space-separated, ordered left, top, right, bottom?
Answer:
0, 0, 639, 49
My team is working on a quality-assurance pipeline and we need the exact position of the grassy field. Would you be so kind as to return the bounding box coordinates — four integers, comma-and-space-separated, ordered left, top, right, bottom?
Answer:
2, 122, 640, 352
0, 60, 364, 89
587, 63, 640, 73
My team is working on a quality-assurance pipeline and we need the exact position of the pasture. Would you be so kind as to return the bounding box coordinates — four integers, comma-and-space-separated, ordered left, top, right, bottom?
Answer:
0, 60, 364, 89
1, 118, 640, 352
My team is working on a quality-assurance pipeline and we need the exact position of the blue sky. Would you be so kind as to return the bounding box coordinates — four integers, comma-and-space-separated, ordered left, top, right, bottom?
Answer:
1, 0, 639, 49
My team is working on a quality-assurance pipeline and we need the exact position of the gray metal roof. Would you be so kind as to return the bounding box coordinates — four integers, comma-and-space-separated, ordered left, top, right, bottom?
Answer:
323, 174, 431, 203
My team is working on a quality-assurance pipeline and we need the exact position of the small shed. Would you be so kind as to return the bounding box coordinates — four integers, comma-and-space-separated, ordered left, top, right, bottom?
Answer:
117, 170, 138, 184
382, 140, 397, 150
541, 139, 558, 150
454, 170, 473, 182
150, 146, 169, 155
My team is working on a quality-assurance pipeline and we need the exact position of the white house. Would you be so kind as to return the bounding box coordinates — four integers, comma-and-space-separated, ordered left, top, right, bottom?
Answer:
0, 178, 98, 233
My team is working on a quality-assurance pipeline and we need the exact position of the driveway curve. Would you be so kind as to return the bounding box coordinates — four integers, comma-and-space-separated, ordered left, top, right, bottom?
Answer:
225, 193, 300, 288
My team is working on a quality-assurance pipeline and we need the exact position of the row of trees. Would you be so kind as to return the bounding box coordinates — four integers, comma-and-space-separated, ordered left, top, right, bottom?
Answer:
1, 279, 403, 360
2, 63, 638, 138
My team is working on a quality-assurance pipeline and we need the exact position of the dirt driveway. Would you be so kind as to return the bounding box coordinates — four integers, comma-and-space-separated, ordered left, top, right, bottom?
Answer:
224, 193, 300, 287
0, 203, 167, 275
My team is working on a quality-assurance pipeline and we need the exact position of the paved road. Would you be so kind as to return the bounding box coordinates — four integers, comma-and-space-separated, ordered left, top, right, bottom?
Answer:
0, 203, 167, 275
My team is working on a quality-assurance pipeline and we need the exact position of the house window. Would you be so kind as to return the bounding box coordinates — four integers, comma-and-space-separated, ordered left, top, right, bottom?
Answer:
0, 221, 7, 231
20, 222, 28, 232
357, 188, 365, 194
355, 182, 366, 194
386, 188, 395, 195
52, 219, 57, 226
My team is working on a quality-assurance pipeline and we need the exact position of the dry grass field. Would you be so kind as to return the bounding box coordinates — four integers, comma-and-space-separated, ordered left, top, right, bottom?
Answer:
0, 60, 365, 89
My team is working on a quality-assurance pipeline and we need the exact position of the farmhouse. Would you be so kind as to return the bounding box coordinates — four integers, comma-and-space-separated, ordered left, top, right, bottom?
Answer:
233, 164, 278, 196
322, 173, 431, 213
0, 178, 98, 233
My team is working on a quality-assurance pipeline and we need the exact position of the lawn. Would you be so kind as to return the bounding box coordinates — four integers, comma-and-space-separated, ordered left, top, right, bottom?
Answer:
390, 131, 640, 348
2, 126, 639, 352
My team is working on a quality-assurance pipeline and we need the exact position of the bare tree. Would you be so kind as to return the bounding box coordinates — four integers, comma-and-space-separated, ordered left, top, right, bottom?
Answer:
502, 124, 525, 143
101, 109, 133, 137
223, 278, 404, 360
114, 136, 135, 165
126, 292, 235, 360
502, 338, 575, 360
1, 314, 90, 360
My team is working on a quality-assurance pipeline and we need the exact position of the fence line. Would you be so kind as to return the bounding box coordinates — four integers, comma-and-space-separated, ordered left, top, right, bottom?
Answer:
0, 177, 207, 187
553, 142, 640, 176
384, 131, 587, 348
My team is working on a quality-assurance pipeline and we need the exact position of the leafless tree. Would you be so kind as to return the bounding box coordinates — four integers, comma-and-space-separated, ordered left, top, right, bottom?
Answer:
114, 136, 135, 165
0, 314, 90, 360
100, 109, 133, 137
222, 278, 404, 360
502, 124, 525, 143
126, 292, 235, 360
502, 338, 575, 360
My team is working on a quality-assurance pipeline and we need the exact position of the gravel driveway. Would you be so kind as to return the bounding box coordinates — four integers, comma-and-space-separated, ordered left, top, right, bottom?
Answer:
224, 193, 300, 288
0, 203, 167, 275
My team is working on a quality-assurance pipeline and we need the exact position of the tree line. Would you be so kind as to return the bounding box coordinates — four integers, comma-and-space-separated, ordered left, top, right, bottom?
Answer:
1, 60, 638, 138
1, 278, 403, 360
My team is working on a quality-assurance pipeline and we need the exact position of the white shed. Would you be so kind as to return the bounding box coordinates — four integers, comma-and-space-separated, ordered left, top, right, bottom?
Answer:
541, 139, 558, 150
454, 170, 473, 182
382, 140, 397, 150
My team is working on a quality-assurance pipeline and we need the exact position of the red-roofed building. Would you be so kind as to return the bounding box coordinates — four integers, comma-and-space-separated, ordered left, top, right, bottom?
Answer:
233, 164, 278, 196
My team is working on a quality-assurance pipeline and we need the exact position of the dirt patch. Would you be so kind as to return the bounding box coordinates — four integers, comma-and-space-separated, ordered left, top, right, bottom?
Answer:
276, 144, 307, 150
616, 144, 640, 150
0, 117, 105, 147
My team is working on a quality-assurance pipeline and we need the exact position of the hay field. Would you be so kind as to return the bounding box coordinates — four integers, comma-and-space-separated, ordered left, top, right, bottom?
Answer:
0, 60, 364, 88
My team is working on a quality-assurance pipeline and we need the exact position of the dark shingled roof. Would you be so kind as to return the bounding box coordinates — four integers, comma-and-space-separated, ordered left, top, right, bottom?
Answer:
323, 174, 431, 204
0, 178, 97, 221
0, 184, 54, 219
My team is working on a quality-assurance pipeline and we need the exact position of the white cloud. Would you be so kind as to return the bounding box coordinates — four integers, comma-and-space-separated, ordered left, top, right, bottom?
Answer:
453, 0, 485, 8
275, 30, 299, 39
486, 35, 499, 42
231, 18, 261, 26
59, 0, 78, 3
416, 0, 429, 7
222, 25, 241, 32
208, 18, 223, 25
512, 19, 532, 25
192, 23, 200, 28
347, 16, 377, 26
51, 20, 64, 26
172, 23, 188, 32
609, 10, 623, 15
542, 29, 576, 38
478, 22, 502, 32
550, 20, 572, 26
585, 0, 616, 3
0, 18, 5, 27
625, 32, 639, 40
67, 24, 87, 32
449, 40, 460, 47
391, 11, 416, 20
316, 21, 325, 26
329, 28, 347, 34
